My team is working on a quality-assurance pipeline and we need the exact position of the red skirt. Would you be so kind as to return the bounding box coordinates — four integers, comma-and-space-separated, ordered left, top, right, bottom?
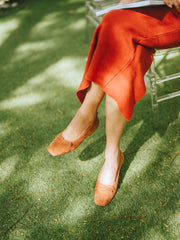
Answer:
77, 6, 180, 120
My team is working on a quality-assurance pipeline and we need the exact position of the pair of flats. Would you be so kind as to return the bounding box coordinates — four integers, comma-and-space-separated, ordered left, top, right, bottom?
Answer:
47, 116, 124, 206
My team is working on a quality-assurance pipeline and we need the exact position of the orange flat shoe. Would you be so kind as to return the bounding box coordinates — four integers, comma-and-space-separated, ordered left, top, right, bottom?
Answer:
47, 116, 99, 156
94, 150, 124, 206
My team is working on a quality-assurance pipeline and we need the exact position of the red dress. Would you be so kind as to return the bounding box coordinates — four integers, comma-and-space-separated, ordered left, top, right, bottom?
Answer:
77, 6, 180, 120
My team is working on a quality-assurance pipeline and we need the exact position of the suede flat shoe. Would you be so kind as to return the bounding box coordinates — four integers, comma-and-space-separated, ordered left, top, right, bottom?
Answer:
47, 116, 99, 156
94, 150, 124, 206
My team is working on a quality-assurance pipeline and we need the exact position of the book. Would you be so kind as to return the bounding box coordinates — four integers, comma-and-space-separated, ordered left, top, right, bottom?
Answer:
96, 0, 165, 16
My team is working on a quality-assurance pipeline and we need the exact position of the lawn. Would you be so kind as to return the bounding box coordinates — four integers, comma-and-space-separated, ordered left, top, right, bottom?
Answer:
0, 0, 179, 239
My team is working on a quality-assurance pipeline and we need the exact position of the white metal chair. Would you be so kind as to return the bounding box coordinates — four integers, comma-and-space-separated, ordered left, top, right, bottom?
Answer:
85, 0, 180, 127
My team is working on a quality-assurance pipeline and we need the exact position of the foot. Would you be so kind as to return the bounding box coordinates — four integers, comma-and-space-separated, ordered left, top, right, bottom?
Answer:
47, 110, 99, 156
94, 150, 124, 206
62, 108, 96, 142
100, 149, 121, 186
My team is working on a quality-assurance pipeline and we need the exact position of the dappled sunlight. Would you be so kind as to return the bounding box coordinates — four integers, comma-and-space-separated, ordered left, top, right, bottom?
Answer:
31, 12, 60, 34
73, 154, 102, 175
143, 228, 166, 240
8, 228, 28, 239
0, 156, 17, 181
123, 132, 162, 184
0, 0, 179, 239
13, 67, 55, 90
0, 122, 11, 137
12, 40, 56, 62
139, 131, 162, 149
16, 56, 84, 90
46, 56, 85, 88
167, 211, 180, 234
121, 120, 144, 152
67, 19, 86, 31
0, 18, 20, 47
0, 55, 85, 109
61, 196, 93, 225
76, 6, 86, 14
28, 170, 52, 196
0, 93, 47, 110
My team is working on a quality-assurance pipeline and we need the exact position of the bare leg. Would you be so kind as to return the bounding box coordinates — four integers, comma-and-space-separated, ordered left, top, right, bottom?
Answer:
100, 95, 126, 185
62, 82, 104, 141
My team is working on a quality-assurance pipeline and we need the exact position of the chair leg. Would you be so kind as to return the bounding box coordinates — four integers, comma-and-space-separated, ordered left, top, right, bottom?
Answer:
85, 1, 91, 42
85, 16, 90, 42
149, 63, 159, 129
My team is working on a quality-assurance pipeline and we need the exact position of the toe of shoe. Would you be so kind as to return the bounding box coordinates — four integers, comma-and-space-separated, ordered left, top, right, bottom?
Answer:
47, 144, 58, 156
47, 141, 64, 156
94, 190, 114, 207
47, 139, 74, 156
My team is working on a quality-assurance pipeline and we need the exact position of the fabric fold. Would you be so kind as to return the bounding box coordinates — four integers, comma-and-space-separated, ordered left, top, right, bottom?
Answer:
77, 6, 180, 120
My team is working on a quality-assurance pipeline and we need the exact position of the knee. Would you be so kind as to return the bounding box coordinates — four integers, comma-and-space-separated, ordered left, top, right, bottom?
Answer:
101, 10, 127, 26
100, 10, 130, 33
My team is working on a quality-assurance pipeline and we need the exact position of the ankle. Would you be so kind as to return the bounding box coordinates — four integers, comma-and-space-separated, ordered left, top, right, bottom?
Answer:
100, 150, 120, 186
105, 147, 120, 161
78, 106, 97, 123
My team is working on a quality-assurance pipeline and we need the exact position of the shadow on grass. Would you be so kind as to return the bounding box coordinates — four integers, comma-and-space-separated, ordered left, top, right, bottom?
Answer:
79, 134, 106, 161
0, 0, 87, 101
0, 1, 180, 239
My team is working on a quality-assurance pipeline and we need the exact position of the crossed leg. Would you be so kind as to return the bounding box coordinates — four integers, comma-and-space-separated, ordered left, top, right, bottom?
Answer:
53, 82, 126, 186
62, 82, 104, 141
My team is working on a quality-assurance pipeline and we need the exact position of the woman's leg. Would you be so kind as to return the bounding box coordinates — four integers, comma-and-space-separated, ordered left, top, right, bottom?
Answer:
62, 82, 104, 141
47, 82, 105, 156
100, 94, 126, 186
94, 94, 126, 206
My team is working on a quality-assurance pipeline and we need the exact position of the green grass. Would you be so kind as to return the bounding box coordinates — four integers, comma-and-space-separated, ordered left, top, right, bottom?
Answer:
0, 1, 180, 239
